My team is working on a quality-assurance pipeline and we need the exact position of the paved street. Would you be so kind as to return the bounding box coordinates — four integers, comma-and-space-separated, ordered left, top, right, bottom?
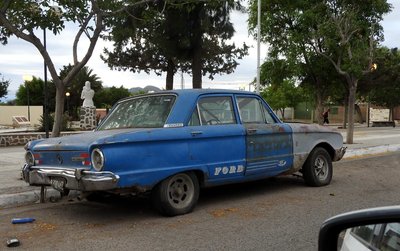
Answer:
1, 153, 399, 251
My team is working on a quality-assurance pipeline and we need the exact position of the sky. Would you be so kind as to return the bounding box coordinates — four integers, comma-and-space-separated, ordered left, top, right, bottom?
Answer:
1, 1, 399, 101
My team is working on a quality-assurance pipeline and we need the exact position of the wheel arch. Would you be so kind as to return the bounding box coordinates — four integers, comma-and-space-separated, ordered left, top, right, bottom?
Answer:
312, 142, 335, 161
151, 169, 206, 190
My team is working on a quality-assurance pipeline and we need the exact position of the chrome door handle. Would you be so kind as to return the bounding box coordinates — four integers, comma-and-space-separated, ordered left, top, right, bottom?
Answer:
247, 129, 257, 134
191, 131, 203, 136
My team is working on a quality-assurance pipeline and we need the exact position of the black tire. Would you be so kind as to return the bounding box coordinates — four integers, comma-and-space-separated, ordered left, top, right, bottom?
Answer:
302, 147, 333, 187
152, 172, 199, 216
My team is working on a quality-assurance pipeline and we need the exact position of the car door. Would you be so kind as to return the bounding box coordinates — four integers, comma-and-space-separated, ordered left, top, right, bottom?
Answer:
236, 95, 293, 177
187, 95, 246, 183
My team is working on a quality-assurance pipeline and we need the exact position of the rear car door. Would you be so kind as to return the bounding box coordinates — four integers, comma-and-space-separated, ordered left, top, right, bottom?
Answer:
236, 95, 293, 177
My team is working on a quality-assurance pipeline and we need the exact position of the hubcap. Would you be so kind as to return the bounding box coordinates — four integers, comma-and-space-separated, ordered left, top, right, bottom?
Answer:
314, 155, 329, 180
167, 174, 194, 209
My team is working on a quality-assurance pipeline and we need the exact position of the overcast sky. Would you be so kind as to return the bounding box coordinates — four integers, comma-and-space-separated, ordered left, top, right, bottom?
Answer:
1, 0, 399, 101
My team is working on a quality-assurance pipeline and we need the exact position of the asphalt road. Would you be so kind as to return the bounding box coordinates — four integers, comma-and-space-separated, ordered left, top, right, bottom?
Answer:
1, 153, 400, 251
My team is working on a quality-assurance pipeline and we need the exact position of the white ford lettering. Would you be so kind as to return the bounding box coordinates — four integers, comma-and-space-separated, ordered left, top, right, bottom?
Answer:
214, 165, 244, 176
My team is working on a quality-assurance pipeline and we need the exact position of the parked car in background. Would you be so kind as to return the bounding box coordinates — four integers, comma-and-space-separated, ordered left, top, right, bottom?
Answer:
22, 89, 346, 216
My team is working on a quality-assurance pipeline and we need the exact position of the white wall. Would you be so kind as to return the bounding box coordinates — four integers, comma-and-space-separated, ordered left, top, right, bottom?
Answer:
0, 106, 43, 126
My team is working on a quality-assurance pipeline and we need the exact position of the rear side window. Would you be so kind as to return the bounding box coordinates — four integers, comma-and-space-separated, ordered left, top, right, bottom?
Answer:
189, 96, 236, 126
237, 97, 276, 124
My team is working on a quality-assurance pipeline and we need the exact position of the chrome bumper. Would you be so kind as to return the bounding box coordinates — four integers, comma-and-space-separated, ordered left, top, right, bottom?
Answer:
334, 147, 347, 161
22, 164, 120, 192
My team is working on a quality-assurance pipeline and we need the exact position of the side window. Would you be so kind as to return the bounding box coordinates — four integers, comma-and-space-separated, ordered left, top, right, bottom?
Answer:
262, 105, 276, 124
351, 224, 383, 249
237, 97, 276, 124
192, 96, 236, 125
380, 223, 400, 250
237, 97, 264, 123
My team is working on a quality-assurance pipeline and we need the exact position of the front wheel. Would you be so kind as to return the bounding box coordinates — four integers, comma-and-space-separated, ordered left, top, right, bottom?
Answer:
152, 172, 199, 216
302, 147, 333, 187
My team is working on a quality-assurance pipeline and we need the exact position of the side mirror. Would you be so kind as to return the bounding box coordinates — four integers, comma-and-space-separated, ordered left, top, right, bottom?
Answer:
318, 206, 400, 251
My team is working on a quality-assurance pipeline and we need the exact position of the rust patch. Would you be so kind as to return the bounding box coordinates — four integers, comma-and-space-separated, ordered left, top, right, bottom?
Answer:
209, 208, 239, 218
34, 222, 57, 231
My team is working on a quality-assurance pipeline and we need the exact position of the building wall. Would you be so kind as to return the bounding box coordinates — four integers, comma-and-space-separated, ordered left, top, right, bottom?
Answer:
394, 107, 400, 120
0, 106, 43, 126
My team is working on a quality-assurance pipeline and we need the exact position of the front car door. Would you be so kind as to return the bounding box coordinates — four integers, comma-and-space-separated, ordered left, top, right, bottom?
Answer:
187, 95, 246, 184
236, 95, 293, 177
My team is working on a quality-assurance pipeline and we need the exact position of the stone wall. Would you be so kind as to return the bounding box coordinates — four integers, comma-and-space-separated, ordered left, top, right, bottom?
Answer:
80, 107, 97, 130
0, 132, 81, 147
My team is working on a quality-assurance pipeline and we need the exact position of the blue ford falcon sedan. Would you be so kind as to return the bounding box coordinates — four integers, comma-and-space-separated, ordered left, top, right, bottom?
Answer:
22, 89, 346, 216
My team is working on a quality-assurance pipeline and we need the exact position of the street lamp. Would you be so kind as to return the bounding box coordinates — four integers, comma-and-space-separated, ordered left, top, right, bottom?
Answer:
65, 92, 70, 116
22, 75, 33, 121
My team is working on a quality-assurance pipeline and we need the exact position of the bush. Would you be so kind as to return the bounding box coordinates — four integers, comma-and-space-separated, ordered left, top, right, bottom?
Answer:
38, 113, 71, 132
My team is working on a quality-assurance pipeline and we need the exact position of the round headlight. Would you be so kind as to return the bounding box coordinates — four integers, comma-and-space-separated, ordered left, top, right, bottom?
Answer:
91, 148, 104, 171
25, 151, 35, 166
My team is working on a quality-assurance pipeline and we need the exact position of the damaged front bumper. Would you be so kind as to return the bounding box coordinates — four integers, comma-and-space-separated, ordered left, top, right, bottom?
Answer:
22, 164, 120, 192
334, 147, 347, 161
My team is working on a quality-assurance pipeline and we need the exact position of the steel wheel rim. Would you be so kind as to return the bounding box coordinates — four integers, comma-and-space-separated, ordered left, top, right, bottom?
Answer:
167, 174, 194, 209
313, 155, 329, 180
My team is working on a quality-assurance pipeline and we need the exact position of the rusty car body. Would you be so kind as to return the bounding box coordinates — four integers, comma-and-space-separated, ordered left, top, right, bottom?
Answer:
22, 89, 345, 216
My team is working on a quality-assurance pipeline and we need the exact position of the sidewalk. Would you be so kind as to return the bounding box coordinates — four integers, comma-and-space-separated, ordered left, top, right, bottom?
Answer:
1, 124, 399, 209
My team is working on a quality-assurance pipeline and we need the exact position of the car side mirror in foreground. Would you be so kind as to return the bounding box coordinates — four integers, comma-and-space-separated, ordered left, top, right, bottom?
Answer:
318, 206, 400, 251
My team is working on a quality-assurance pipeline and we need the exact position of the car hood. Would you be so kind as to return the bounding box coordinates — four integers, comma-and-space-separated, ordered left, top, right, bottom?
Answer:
31, 128, 153, 151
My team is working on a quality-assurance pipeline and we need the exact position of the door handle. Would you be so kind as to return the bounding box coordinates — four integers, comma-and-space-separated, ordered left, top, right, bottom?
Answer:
247, 129, 257, 134
191, 131, 203, 136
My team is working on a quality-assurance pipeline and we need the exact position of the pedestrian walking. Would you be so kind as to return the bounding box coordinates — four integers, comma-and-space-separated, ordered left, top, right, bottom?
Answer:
323, 108, 330, 125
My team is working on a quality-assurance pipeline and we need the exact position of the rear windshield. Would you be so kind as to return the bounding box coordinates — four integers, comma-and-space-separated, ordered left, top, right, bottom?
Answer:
97, 95, 176, 130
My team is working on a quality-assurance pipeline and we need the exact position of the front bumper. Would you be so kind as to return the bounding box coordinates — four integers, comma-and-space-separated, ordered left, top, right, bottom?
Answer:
334, 147, 347, 161
22, 164, 120, 192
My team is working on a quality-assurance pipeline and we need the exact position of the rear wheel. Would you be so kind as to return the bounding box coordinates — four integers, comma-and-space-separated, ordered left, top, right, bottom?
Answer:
152, 172, 199, 216
302, 147, 332, 187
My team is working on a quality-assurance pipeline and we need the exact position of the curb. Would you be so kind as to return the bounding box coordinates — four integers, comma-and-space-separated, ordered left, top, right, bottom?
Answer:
0, 188, 79, 209
343, 144, 400, 159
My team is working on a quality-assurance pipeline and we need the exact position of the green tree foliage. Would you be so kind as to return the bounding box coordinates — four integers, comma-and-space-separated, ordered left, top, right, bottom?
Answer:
261, 80, 304, 119
248, 1, 345, 125
359, 47, 400, 119
0, 0, 152, 137
0, 73, 10, 100
59, 65, 102, 120
16, 77, 56, 111
102, 0, 248, 89
249, 0, 391, 143
94, 86, 131, 108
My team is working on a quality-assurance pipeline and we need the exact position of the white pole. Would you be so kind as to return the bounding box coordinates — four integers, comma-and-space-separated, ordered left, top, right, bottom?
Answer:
181, 71, 184, 89
256, 0, 261, 94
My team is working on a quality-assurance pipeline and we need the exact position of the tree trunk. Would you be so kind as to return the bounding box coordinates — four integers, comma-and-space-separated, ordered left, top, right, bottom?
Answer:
52, 86, 65, 137
354, 104, 363, 123
315, 91, 324, 125
192, 43, 202, 89
346, 79, 358, 144
342, 98, 348, 129
166, 59, 174, 90
191, 5, 203, 89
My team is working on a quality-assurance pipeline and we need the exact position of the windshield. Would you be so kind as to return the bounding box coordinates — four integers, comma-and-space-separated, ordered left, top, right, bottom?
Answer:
97, 95, 176, 130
